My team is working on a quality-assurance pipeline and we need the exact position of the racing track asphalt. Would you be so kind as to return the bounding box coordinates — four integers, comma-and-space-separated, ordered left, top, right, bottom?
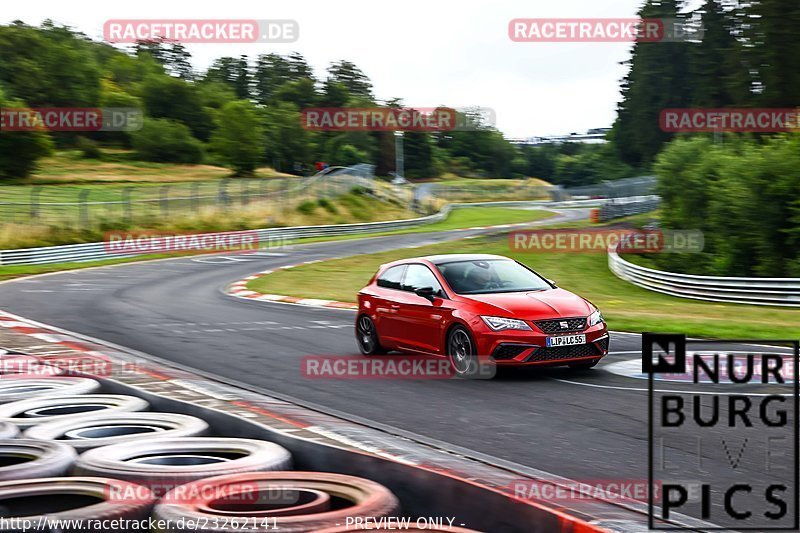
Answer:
1, 207, 796, 525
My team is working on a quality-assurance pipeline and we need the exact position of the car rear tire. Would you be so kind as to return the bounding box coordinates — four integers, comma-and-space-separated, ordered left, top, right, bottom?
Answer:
356, 315, 386, 355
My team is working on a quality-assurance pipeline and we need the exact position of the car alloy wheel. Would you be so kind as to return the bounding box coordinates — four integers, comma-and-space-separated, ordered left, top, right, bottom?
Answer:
448, 326, 477, 376
356, 316, 384, 355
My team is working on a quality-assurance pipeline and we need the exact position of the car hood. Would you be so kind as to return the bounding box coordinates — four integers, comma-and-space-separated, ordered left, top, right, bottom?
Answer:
461, 288, 593, 318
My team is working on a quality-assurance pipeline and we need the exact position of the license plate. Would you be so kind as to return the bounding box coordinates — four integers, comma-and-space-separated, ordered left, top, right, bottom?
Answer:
546, 334, 586, 347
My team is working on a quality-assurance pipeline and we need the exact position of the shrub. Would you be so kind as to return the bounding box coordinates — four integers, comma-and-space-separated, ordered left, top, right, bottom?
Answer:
297, 200, 317, 214
131, 118, 203, 164
76, 137, 101, 159
317, 198, 338, 213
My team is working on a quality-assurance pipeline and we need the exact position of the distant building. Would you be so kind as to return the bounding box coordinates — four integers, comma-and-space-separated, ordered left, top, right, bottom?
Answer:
508, 127, 611, 146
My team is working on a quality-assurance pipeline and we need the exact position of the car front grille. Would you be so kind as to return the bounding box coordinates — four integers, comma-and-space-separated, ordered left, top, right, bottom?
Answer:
525, 343, 602, 363
534, 317, 587, 334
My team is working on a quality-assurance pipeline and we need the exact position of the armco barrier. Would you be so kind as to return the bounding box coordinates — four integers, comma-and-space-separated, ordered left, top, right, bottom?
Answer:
598, 196, 660, 222
609, 245, 800, 307
0, 199, 612, 266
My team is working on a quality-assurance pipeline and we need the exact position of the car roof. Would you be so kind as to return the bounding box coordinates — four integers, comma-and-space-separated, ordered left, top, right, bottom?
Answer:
380, 254, 511, 269
423, 254, 511, 265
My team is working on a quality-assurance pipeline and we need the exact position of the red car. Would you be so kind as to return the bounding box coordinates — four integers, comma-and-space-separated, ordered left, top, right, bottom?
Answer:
356, 254, 609, 375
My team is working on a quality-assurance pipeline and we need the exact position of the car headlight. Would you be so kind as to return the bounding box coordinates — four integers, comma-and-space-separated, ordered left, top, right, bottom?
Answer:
481, 316, 533, 331
588, 309, 604, 327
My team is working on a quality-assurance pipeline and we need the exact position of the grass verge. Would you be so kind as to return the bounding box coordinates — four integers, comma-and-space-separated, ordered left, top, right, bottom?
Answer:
0, 206, 553, 281
247, 233, 800, 339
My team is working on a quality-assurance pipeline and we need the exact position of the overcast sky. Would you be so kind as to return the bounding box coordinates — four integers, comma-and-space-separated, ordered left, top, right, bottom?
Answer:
4, 0, 697, 138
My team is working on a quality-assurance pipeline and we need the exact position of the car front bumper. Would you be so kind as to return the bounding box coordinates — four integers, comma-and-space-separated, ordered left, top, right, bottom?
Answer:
466, 318, 610, 366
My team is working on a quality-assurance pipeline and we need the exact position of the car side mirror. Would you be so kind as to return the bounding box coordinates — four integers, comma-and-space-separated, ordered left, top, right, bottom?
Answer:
414, 286, 437, 302
546, 279, 557, 287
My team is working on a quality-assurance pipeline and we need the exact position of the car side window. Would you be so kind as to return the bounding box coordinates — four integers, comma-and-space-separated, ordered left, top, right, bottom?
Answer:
376, 265, 406, 290
402, 264, 444, 296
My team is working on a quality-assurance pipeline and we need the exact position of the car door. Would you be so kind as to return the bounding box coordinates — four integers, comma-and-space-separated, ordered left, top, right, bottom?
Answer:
395, 264, 448, 354
372, 264, 406, 345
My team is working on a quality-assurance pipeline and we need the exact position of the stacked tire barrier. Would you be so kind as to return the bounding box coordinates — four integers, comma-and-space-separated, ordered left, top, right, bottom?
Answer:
0, 352, 486, 532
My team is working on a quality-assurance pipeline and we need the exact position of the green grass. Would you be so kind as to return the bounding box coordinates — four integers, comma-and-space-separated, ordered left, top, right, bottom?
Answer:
0, 253, 182, 282
22, 149, 294, 185
248, 233, 800, 339
280, 207, 555, 246
0, 206, 552, 281
409, 207, 552, 232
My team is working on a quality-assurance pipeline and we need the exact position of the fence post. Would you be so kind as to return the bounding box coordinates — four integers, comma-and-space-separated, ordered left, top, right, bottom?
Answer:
30, 186, 42, 220
218, 179, 230, 210
78, 189, 90, 228
122, 187, 133, 225
160, 185, 170, 218
191, 182, 200, 213
240, 179, 250, 206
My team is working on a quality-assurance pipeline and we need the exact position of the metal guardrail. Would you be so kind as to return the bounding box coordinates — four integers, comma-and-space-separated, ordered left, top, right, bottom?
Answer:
598, 196, 661, 221
0, 199, 609, 266
608, 246, 800, 307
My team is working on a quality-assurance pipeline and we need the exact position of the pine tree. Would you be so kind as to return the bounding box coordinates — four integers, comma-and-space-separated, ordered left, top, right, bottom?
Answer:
612, 0, 692, 167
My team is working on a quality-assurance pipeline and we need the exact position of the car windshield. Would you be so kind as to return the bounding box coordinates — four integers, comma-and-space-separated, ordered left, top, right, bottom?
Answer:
435, 259, 551, 294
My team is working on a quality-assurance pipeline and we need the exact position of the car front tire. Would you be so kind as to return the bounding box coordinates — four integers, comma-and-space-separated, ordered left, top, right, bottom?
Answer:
446, 325, 488, 378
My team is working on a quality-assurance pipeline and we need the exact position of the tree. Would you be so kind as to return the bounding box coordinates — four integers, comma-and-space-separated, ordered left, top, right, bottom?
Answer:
689, 0, 751, 108
326, 60, 373, 100
211, 100, 265, 175
747, 0, 800, 107
612, 0, 691, 167
253, 52, 315, 105
402, 132, 435, 179
141, 75, 214, 141
135, 39, 194, 80
131, 118, 203, 163
0, 88, 53, 179
204, 56, 251, 99
0, 22, 101, 107
273, 78, 318, 109
262, 101, 314, 173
